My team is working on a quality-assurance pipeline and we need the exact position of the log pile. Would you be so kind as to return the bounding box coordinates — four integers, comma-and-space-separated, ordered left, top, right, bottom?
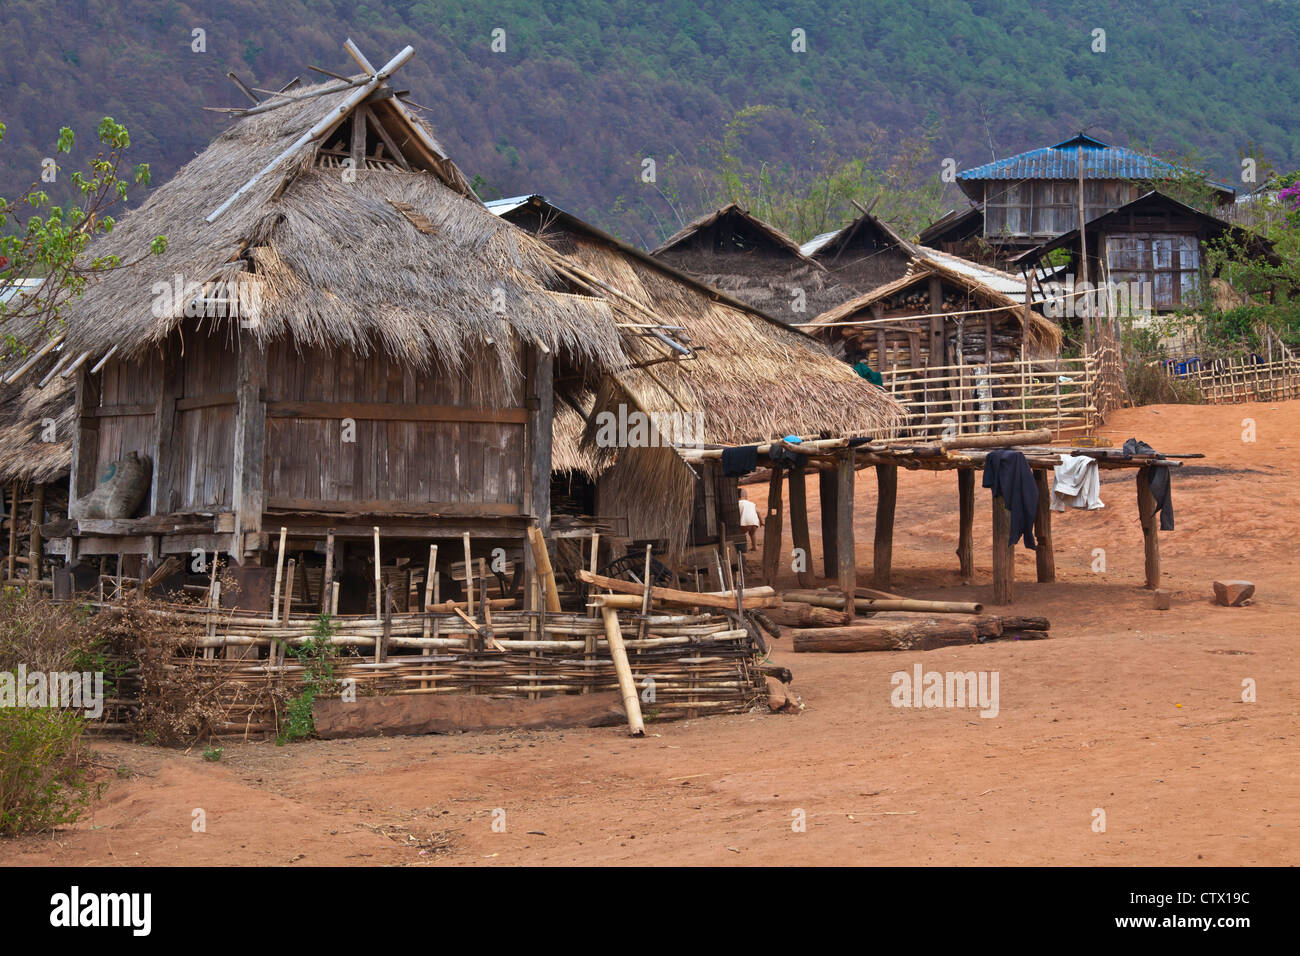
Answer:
777, 587, 1050, 653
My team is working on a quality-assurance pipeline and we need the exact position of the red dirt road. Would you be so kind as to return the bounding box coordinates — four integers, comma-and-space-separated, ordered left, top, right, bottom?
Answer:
3, 402, 1297, 866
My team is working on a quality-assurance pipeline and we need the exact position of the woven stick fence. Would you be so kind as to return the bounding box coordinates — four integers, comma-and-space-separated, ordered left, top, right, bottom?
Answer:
1163, 354, 1300, 405
87, 605, 767, 737
880, 346, 1123, 441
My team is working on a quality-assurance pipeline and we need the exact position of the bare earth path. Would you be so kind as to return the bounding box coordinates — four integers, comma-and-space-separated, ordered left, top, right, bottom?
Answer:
4, 402, 1297, 866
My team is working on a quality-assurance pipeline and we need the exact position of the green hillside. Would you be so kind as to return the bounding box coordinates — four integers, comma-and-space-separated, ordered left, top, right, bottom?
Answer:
1, 0, 1296, 246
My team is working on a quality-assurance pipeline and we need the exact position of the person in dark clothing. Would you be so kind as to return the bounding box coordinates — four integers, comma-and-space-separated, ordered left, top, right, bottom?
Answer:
981, 449, 1038, 549
1122, 438, 1174, 530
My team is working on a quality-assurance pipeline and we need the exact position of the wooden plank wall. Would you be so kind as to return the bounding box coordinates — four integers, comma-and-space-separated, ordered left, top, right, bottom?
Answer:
262, 340, 526, 509
93, 356, 160, 483
176, 330, 238, 510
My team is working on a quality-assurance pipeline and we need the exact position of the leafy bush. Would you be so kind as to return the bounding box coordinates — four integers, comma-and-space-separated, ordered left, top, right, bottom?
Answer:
0, 706, 96, 836
278, 614, 341, 744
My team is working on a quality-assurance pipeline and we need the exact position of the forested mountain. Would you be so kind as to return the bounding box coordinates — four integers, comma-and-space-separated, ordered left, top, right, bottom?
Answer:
1, 0, 1296, 246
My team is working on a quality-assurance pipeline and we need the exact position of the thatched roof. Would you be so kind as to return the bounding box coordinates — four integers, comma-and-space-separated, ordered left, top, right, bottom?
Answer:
651, 204, 813, 260
807, 254, 1063, 356
491, 195, 905, 461
52, 68, 632, 379
0, 372, 73, 485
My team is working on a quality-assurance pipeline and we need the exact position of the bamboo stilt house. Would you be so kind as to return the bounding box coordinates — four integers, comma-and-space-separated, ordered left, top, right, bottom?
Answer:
28, 45, 689, 611
489, 195, 904, 563
651, 204, 850, 324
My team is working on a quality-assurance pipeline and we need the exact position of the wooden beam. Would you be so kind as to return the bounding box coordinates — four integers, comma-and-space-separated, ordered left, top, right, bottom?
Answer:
265, 401, 527, 424
872, 464, 897, 591
956, 468, 974, 582
527, 346, 554, 532
150, 347, 182, 516
788, 465, 813, 588
991, 494, 1014, 605
231, 336, 266, 561
762, 464, 785, 584
836, 451, 857, 604
266, 498, 522, 517
1136, 466, 1161, 589
7, 481, 18, 581
349, 102, 367, 171
1033, 469, 1056, 583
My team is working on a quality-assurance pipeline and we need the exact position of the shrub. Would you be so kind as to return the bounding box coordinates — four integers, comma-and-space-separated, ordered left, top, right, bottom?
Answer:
1126, 361, 1203, 406
278, 614, 341, 744
0, 706, 96, 836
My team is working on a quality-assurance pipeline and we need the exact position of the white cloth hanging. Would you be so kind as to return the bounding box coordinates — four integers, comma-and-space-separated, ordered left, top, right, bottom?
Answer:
1051, 454, 1105, 511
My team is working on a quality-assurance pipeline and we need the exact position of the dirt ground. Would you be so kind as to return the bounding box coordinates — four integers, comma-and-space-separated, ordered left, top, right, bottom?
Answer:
4, 401, 1297, 866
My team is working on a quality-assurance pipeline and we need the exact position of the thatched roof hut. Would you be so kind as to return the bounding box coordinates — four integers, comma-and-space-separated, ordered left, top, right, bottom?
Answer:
0, 376, 72, 487
29, 44, 696, 607
651, 204, 850, 322
808, 254, 1062, 371
492, 194, 904, 557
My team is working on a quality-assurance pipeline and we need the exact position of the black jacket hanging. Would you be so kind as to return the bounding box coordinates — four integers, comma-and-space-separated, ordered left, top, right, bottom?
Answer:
982, 449, 1038, 550
1122, 438, 1174, 531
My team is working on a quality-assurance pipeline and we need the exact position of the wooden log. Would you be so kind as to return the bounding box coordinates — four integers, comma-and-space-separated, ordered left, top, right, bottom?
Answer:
836, 451, 856, 606
1136, 467, 1160, 590
313, 691, 628, 738
781, 590, 984, 615
996, 615, 1050, 631
763, 602, 853, 628
792, 618, 980, 653
600, 605, 645, 736
788, 465, 813, 588
7, 480, 18, 581
991, 494, 1014, 605
577, 569, 780, 609
956, 468, 974, 582
819, 463, 839, 576
1033, 469, 1055, 583
762, 464, 785, 584
937, 428, 1053, 450
873, 463, 897, 591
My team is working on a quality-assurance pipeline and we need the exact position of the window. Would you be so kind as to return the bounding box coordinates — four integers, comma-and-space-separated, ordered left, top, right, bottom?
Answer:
1105, 232, 1201, 310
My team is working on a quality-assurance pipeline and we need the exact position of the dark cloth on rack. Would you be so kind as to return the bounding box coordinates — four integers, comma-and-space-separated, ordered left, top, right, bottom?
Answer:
982, 449, 1038, 549
769, 441, 808, 470
847, 436, 873, 448
721, 444, 758, 477
1122, 438, 1175, 530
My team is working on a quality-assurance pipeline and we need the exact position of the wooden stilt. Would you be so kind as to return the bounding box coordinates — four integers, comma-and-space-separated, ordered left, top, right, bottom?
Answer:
957, 468, 974, 582
991, 494, 1014, 605
872, 464, 897, 591
836, 451, 857, 610
7, 480, 19, 581
27, 482, 44, 584
1033, 469, 1056, 583
1136, 466, 1161, 589
788, 465, 813, 588
762, 464, 785, 584
819, 463, 839, 578
462, 532, 474, 616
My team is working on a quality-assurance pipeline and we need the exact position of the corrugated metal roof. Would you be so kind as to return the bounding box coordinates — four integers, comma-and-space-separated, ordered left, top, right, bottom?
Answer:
957, 134, 1234, 194
482, 194, 537, 216
799, 230, 839, 257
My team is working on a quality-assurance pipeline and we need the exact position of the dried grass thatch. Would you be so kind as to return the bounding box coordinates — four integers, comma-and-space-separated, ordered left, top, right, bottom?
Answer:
0, 373, 73, 485
54, 78, 628, 380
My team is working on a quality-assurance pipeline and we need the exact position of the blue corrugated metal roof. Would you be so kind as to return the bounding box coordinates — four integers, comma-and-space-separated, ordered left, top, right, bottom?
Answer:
957, 134, 1233, 194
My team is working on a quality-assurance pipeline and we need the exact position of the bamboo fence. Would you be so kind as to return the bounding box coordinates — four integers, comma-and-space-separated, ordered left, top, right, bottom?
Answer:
1163, 355, 1300, 404
86, 604, 768, 737
880, 346, 1123, 440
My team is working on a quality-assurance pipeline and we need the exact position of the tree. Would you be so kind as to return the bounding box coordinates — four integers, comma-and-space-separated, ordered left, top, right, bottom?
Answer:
0, 117, 164, 367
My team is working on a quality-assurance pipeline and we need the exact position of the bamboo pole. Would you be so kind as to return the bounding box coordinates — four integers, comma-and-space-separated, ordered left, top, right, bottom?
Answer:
528, 526, 562, 613
598, 603, 645, 736
271, 526, 287, 622
461, 532, 474, 617
320, 529, 335, 614
27, 482, 44, 584
372, 526, 382, 618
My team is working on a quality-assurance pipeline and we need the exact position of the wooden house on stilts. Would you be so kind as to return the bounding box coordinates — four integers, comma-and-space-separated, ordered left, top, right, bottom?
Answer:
37, 45, 688, 614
